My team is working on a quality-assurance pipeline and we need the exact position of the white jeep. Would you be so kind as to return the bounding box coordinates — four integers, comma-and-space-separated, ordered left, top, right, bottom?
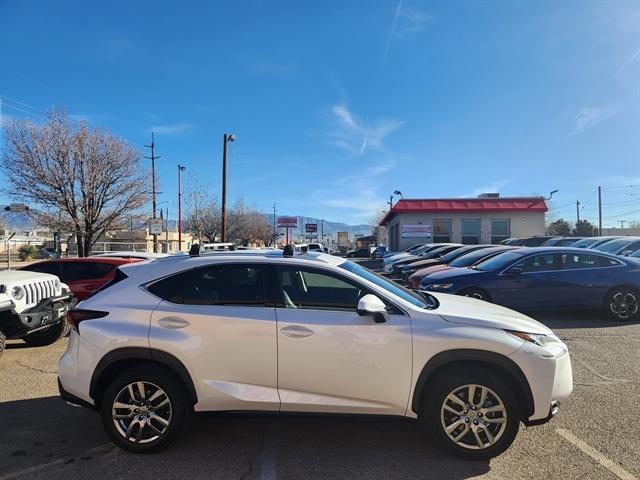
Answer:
0, 270, 73, 357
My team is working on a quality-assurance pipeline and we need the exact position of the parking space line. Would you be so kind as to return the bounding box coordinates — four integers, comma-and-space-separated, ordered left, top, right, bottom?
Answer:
555, 428, 637, 480
0, 443, 114, 480
260, 422, 277, 480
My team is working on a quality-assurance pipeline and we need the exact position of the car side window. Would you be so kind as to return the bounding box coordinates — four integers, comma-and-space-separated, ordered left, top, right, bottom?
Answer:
509, 254, 557, 273
561, 253, 599, 269
276, 266, 363, 311
93, 263, 117, 277
620, 241, 640, 256
24, 262, 61, 276
61, 262, 98, 281
598, 256, 623, 267
180, 264, 266, 306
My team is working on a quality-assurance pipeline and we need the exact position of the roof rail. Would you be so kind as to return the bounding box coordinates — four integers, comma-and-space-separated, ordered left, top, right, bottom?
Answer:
283, 244, 294, 257
189, 244, 200, 257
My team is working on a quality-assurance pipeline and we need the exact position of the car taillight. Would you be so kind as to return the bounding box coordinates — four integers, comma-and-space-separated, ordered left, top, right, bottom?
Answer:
66, 309, 108, 331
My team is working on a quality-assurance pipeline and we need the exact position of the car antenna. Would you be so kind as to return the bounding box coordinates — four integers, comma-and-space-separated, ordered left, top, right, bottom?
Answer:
189, 244, 200, 257
283, 244, 294, 257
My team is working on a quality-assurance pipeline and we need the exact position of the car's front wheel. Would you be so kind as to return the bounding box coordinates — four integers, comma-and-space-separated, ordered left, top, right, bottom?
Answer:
100, 366, 192, 453
604, 287, 640, 322
422, 365, 520, 460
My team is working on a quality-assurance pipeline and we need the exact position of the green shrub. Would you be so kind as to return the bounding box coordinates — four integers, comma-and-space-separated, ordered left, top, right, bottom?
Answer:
18, 244, 37, 261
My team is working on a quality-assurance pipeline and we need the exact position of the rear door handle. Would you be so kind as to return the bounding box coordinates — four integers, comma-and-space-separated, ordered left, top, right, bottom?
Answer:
158, 317, 190, 329
280, 325, 314, 338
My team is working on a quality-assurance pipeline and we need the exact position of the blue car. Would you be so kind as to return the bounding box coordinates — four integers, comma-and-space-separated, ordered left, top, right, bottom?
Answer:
420, 247, 640, 321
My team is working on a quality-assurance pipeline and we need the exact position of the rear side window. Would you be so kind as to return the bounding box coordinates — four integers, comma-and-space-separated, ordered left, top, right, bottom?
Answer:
61, 262, 98, 281
93, 263, 117, 277
148, 264, 266, 306
23, 262, 61, 276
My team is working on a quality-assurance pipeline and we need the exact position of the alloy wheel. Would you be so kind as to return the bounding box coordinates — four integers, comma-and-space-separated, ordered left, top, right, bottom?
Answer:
609, 291, 639, 320
112, 381, 172, 444
440, 384, 507, 450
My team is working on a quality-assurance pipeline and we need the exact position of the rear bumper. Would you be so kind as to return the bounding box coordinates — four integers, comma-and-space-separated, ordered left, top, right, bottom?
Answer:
58, 377, 96, 411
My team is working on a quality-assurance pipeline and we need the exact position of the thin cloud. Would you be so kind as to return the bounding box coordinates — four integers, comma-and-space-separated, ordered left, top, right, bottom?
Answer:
466, 179, 512, 198
382, 0, 403, 63
148, 123, 193, 135
328, 104, 403, 155
619, 46, 640, 73
383, 1, 431, 63
570, 107, 617, 137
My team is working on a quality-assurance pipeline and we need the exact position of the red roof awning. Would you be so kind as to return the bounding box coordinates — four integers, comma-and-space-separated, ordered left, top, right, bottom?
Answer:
379, 197, 548, 225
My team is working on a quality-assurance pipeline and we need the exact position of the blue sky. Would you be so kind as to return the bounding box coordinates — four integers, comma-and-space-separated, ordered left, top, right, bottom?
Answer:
1, 0, 639, 226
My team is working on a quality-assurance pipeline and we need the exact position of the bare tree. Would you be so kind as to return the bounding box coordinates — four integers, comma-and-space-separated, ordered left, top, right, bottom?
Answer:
228, 199, 273, 246
370, 211, 386, 245
183, 178, 221, 243
1, 109, 149, 256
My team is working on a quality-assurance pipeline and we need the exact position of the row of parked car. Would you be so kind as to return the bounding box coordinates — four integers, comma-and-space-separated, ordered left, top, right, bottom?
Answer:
380, 236, 640, 321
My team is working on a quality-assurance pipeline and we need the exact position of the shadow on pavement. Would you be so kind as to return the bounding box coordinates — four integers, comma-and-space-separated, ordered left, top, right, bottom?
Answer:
0, 396, 490, 480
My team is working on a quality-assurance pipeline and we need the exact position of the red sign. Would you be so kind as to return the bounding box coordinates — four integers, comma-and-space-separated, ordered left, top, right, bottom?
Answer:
277, 216, 298, 228
305, 223, 318, 233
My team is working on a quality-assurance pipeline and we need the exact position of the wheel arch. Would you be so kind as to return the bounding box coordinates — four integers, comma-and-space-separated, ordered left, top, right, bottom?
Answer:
411, 349, 534, 420
457, 287, 492, 302
89, 347, 198, 409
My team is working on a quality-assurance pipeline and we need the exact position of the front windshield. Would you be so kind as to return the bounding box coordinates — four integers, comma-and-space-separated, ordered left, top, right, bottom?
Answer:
339, 260, 436, 310
449, 248, 503, 267
472, 251, 525, 272
570, 238, 598, 248
438, 246, 474, 263
593, 238, 635, 253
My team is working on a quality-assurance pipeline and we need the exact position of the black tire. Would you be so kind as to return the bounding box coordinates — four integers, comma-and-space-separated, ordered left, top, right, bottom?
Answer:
100, 365, 192, 453
458, 287, 491, 302
22, 319, 70, 347
604, 286, 640, 322
421, 365, 520, 460
0, 330, 6, 359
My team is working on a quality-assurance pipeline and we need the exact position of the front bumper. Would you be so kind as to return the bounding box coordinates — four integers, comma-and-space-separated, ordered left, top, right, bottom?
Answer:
18, 293, 72, 332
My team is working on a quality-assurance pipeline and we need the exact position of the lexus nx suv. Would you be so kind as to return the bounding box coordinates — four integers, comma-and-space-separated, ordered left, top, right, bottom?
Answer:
58, 250, 572, 459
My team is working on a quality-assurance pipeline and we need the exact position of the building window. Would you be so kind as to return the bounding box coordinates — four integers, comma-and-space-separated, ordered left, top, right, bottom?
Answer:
491, 219, 510, 244
433, 219, 451, 243
461, 219, 481, 245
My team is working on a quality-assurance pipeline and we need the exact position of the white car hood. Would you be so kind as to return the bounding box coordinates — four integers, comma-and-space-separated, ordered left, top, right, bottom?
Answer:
431, 292, 553, 335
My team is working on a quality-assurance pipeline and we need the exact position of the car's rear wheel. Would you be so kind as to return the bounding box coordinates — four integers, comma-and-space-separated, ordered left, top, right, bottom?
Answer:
22, 319, 70, 347
422, 365, 520, 460
604, 287, 640, 322
100, 366, 192, 453
458, 288, 491, 302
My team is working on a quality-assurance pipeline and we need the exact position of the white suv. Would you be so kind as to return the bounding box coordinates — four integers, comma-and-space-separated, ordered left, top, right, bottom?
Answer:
59, 251, 572, 459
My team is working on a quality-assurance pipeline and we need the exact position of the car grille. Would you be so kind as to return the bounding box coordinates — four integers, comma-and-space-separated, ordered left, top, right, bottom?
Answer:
23, 280, 58, 307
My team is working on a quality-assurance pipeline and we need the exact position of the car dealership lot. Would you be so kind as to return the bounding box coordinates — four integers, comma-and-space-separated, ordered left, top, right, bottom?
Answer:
0, 312, 638, 480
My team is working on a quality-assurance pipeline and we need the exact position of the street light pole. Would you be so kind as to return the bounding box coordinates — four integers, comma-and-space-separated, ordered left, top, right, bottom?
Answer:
145, 132, 161, 253
221, 133, 236, 243
177, 164, 186, 251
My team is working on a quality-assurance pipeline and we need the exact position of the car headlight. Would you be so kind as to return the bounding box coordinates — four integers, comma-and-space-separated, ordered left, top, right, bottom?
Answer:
506, 330, 555, 347
11, 286, 25, 300
429, 283, 453, 290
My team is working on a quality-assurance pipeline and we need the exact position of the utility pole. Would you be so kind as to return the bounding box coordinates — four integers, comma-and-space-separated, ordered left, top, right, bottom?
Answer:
387, 195, 393, 209
221, 133, 236, 243
598, 186, 602, 236
272, 203, 277, 246
576, 201, 580, 223
145, 132, 160, 253
619, 220, 626, 229
165, 207, 169, 252
177, 164, 185, 251
321, 219, 324, 246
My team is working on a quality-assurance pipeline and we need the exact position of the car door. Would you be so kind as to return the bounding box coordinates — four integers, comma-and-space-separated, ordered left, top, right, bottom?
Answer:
274, 265, 412, 416
148, 263, 279, 412
494, 253, 562, 308
558, 253, 621, 308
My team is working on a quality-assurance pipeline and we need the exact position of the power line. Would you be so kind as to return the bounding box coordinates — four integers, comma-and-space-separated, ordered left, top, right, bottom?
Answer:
0, 101, 43, 120
0, 94, 46, 113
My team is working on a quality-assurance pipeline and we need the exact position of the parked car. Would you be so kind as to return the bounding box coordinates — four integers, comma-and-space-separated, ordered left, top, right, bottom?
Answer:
382, 243, 427, 258
0, 270, 73, 357
307, 243, 324, 253
21, 257, 142, 301
370, 246, 387, 259
591, 237, 640, 257
400, 245, 493, 282
383, 243, 437, 264
569, 236, 621, 249
539, 237, 583, 247
59, 250, 572, 459
346, 247, 370, 258
385, 244, 463, 275
407, 246, 519, 289
508, 236, 555, 247
499, 238, 518, 245
420, 247, 640, 321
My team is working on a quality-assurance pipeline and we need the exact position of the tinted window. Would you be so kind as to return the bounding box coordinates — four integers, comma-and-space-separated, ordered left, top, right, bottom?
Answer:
149, 264, 266, 306
474, 251, 527, 271
570, 238, 599, 248
599, 256, 624, 267
93, 263, 116, 277
61, 262, 98, 281
23, 262, 61, 276
510, 254, 558, 273
561, 253, 600, 269
620, 241, 640, 256
449, 248, 506, 267
461, 219, 481, 245
594, 238, 637, 253
277, 266, 361, 311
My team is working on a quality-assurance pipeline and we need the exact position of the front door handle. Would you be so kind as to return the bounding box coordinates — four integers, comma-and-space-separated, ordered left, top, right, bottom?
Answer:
158, 317, 190, 329
280, 325, 314, 338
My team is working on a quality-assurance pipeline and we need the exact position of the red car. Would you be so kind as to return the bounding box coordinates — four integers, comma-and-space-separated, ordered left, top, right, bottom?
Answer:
20, 257, 142, 300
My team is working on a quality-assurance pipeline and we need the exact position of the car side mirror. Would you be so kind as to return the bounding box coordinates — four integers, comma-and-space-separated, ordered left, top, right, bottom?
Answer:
507, 266, 523, 275
357, 294, 389, 323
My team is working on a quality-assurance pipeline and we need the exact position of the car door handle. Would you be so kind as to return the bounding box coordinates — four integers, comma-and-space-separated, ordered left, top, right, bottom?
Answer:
280, 325, 314, 338
158, 317, 190, 329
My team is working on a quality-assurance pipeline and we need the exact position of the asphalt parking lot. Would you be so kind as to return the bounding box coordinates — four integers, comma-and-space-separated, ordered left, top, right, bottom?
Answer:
1, 259, 639, 479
